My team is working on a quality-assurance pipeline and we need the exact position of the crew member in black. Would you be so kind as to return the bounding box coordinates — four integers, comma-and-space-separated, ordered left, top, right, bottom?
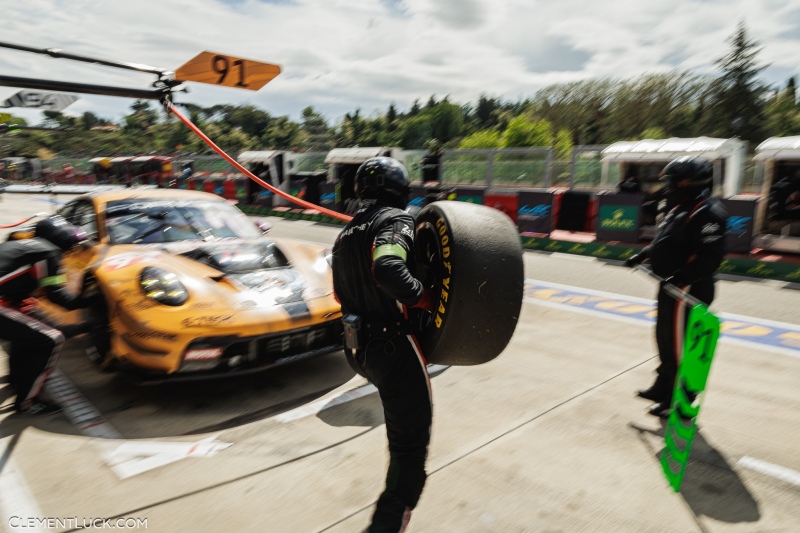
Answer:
421, 140, 442, 184
0, 215, 89, 415
625, 156, 728, 417
331, 157, 435, 532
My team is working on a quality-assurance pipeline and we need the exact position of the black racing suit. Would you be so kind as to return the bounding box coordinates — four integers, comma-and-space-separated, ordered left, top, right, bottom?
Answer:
421, 153, 440, 183
332, 199, 432, 533
638, 189, 728, 397
0, 238, 87, 412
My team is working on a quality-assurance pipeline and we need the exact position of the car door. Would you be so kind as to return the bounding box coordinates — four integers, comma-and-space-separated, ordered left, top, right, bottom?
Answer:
61, 199, 101, 294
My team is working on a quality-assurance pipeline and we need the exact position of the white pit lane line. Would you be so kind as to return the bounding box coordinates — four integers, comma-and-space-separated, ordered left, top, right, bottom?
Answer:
524, 278, 800, 360
738, 456, 800, 488
0, 449, 46, 533
45, 369, 231, 480
45, 364, 448, 479
274, 364, 449, 423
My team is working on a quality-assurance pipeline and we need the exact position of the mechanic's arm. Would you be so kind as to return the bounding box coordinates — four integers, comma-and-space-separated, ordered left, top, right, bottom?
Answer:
372, 215, 425, 306
674, 210, 726, 285
37, 256, 88, 311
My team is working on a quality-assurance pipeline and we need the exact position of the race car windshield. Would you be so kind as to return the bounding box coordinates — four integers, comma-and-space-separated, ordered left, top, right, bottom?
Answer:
105, 199, 262, 244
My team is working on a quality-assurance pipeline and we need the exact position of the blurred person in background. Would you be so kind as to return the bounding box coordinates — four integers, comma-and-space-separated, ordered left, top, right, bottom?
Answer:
625, 156, 728, 417
421, 139, 442, 184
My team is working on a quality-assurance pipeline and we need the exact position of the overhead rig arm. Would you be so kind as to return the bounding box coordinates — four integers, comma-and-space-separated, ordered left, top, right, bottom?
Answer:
0, 74, 167, 101
0, 40, 170, 77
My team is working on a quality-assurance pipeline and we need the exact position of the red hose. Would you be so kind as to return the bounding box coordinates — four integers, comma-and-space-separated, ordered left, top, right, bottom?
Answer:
0, 214, 39, 228
165, 101, 353, 223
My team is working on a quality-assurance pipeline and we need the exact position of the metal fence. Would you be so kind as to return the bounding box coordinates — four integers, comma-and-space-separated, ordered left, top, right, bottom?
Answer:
291, 152, 328, 173
13, 147, 770, 196
436, 147, 609, 190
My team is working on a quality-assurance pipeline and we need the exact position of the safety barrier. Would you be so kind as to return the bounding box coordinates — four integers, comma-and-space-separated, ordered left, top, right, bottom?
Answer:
236, 202, 800, 284
3, 181, 794, 284
222, 178, 250, 203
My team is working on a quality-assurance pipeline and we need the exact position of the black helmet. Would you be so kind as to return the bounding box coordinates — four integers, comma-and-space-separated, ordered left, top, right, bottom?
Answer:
35, 215, 87, 251
355, 157, 410, 208
659, 156, 713, 187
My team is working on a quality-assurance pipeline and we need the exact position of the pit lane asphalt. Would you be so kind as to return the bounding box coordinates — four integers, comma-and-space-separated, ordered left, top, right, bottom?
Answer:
1, 194, 799, 533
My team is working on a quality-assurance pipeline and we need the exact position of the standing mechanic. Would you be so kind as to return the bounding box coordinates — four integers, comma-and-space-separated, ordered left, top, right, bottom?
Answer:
331, 157, 435, 532
625, 156, 728, 417
0, 215, 89, 415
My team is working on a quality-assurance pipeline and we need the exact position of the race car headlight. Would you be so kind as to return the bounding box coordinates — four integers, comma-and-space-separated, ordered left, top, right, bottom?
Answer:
312, 250, 331, 274
140, 266, 189, 306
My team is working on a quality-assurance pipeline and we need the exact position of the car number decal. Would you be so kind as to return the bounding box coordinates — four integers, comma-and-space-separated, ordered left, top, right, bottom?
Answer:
101, 251, 162, 272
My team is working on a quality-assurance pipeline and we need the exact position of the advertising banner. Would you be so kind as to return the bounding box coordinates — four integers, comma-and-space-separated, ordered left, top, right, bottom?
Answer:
408, 184, 427, 209
319, 182, 337, 210
517, 189, 554, 234
289, 177, 305, 198
596, 192, 643, 243
454, 185, 486, 204
235, 178, 249, 203
484, 189, 519, 223
721, 197, 759, 254
2, 91, 78, 111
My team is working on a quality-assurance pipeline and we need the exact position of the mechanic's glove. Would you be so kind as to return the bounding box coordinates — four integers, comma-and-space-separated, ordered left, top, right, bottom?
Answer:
412, 287, 436, 312
624, 252, 646, 268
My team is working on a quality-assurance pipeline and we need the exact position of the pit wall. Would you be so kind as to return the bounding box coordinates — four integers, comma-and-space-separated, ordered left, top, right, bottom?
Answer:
239, 199, 800, 285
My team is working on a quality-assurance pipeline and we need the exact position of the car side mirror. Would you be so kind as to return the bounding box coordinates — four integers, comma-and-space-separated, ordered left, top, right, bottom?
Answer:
254, 219, 272, 234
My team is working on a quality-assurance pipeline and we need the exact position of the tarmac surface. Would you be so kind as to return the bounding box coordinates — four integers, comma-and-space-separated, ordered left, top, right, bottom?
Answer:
1, 193, 799, 532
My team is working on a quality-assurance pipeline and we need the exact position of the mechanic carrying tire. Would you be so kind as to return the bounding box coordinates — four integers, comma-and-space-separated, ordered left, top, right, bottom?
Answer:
0, 215, 90, 415
332, 157, 435, 531
331, 156, 523, 531
625, 156, 728, 417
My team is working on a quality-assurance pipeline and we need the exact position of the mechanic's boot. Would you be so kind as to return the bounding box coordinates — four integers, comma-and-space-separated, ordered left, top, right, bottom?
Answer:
637, 377, 671, 402
367, 493, 412, 533
647, 401, 671, 418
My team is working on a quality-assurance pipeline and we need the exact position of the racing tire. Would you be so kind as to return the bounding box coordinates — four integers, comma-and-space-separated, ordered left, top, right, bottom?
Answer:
81, 278, 117, 372
413, 201, 524, 366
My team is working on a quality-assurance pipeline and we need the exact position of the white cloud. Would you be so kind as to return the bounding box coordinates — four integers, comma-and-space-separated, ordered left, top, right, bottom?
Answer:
1, 0, 799, 127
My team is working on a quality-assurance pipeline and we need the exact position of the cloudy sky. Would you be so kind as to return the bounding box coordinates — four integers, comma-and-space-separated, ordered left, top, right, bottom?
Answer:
2, 0, 799, 127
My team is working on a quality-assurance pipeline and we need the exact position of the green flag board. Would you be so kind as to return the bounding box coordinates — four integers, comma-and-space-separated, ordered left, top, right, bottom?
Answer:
661, 303, 721, 492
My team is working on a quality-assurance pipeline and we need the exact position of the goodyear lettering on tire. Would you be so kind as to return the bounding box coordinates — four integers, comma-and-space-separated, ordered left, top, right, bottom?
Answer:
415, 201, 523, 366
435, 216, 452, 329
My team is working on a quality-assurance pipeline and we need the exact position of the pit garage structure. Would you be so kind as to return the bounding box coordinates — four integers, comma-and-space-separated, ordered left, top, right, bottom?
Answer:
598, 137, 753, 250
752, 135, 800, 254
237, 150, 299, 207
324, 146, 403, 214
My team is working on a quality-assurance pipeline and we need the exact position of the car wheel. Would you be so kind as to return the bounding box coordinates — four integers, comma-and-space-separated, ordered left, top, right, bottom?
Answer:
413, 201, 524, 366
81, 278, 117, 372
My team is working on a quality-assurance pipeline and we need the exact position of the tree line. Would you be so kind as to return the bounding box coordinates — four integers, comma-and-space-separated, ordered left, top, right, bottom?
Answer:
3, 22, 798, 161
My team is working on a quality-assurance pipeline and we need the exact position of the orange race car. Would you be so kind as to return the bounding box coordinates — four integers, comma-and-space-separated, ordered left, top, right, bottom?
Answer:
17, 189, 343, 381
